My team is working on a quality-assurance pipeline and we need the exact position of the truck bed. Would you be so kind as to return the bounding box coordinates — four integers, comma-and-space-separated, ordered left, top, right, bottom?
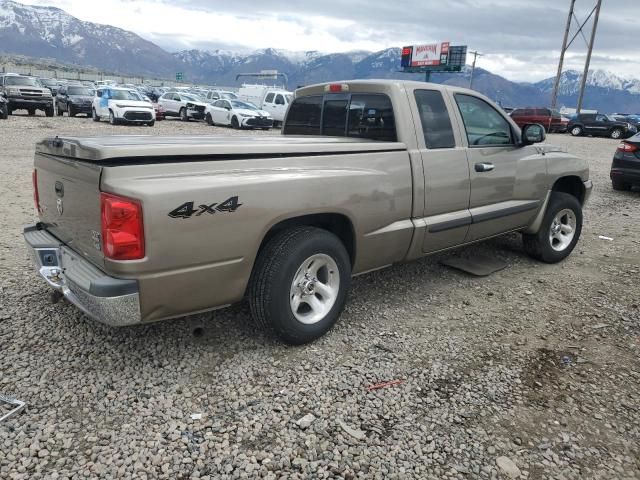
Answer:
36, 135, 406, 163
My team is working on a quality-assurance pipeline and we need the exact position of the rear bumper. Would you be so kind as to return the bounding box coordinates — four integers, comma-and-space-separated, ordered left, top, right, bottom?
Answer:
611, 168, 640, 184
23, 224, 142, 327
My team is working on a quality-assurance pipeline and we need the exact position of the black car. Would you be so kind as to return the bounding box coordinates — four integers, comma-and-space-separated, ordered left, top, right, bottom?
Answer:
38, 78, 61, 96
611, 114, 640, 132
568, 113, 637, 139
610, 133, 640, 191
0, 94, 8, 119
55, 85, 94, 117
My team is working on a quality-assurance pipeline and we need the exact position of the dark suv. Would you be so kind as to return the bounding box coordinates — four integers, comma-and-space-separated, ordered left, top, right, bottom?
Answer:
0, 95, 8, 119
568, 113, 636, 139
510, 107, 567, 133
0, 74, 54, 116
55, 84, 94, 117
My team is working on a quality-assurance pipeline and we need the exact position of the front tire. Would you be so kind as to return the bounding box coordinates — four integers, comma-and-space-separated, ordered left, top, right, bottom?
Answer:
570, 126, 582, 136
28, 108, 36, 116
249, 227, 351, 345
206, 113, 214, 126
231, 116, 240, 129
523, 192, 583, 263
0, 106, 7, 120
109, 110, 117, 125
180, 107, 189, 121
68, 104, 75, 117
610, 128, 623, 139
92, 108, 100, 122
45, 106, 54, 117
147, 120, 155, 127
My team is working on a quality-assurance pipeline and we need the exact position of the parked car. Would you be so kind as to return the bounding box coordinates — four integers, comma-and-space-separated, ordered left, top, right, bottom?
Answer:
204, 89, 239, 102
0, 94, 8, 119
238, 85, 292, 124
38, 78, 61, 96
55, 85, 94, 117
153, 102, 165, 121
611, 114, 640, 131
92, 87, 155, 126
568, 113, 637, 139
24, 80, 591, 345
510, 107, 567, 133
610, 133, 640, 191
205, 99, 273, 129
0, 74, 54, 116
157, 92, 207, 121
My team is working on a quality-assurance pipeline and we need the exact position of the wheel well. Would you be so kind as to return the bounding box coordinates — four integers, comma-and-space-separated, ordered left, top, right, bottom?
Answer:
552, 176, 585, 204
257, 214, 356, 267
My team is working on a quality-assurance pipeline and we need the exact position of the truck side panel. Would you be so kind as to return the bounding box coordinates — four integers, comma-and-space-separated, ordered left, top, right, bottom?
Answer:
100, 151, 414, 322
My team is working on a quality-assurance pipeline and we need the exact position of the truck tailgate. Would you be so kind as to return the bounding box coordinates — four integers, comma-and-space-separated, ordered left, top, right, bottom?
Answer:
35, 152, 104, 267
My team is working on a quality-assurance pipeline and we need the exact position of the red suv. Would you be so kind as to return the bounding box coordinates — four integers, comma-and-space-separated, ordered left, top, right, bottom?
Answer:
510, 107, 568, 133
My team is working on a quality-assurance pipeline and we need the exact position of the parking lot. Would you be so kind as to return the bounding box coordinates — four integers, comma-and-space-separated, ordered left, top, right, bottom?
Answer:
0, 114, 638, 479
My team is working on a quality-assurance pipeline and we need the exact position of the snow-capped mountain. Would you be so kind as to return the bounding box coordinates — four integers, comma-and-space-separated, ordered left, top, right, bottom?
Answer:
0, 0, 180, 76
535, 69, 640, 96
1, 0, 639, 112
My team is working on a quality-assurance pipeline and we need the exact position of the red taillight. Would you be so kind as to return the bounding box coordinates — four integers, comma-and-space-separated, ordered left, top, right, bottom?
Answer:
324, 83, 349, 93
617, 142, 638, 153
32, 169, 41, 214
100, 192, 145, 260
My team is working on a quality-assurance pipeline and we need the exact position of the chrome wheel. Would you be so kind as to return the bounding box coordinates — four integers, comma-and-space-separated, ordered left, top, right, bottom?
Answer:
571, 126, 581, 136
610, 129, 622, 139
549, 208, 576, 252
289, 254, 340, 325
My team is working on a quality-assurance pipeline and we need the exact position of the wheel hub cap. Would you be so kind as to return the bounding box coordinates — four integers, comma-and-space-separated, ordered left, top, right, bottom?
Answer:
549, 208, 576, 252
289, 254, 340, 325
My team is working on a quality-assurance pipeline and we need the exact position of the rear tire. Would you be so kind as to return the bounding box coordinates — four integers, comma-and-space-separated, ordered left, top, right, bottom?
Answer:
523, 192, 583, 264
28, 108, 35, 116
180, 107, 189, 121
249, 227, 351, 345
92, 108, 100, 122
570, 126, 582, 136
68, 104, 75, 117
147, 120, 155, 127
0, 106, 7, 120
56, 103, 63, 116
610, 128, 623, 139
45, 106, 54, 117
612, 179, 630, 191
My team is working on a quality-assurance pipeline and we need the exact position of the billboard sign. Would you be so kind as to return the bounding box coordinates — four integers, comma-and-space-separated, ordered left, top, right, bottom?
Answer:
401, 42, 450, 68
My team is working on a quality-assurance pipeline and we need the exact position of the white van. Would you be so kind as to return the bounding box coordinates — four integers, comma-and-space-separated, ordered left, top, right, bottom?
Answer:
238, 85, 293, 124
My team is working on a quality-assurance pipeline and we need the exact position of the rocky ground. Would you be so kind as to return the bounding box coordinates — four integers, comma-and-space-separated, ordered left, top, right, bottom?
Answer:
0, 114, 638, 479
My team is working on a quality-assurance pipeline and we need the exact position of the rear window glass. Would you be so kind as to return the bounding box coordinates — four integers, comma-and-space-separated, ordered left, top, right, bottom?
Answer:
264, 92, 275, 103
284, 95, 322, 135
414, 90, 455, 149
284, 93, 396, 141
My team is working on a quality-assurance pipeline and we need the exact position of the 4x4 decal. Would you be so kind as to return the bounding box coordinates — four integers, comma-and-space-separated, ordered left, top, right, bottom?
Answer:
168, 196, 242, 219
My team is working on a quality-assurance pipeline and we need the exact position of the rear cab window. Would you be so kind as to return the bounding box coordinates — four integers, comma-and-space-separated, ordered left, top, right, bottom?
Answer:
284, 93, 396, 141
414, 89, 455, 149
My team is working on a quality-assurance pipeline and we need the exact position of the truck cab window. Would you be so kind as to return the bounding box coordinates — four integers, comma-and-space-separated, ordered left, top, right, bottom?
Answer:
414, 90, 455, 149
347, 94, 396, 142
283, 95, 322, 135
322, 99, 348, 136
455, 94, 512, 146
275, 94, 285, 105
264, 93, 275, 103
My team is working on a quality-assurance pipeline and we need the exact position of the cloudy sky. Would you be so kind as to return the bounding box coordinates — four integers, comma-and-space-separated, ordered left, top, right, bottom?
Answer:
19, 0, 640, 81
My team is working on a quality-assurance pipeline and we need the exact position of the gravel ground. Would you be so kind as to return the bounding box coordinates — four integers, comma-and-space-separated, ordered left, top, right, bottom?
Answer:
0, 114, 638, 480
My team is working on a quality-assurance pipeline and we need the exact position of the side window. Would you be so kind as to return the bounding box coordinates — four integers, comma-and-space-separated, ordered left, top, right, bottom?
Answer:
96, 90, 103, 98
283, 95, 322, 135
275, 94, 285, 105
264, 93, 275, 103
595, 114, 607, 122
455, 94, 513, 146
414, 90, 455, 149
213, 100, 222, 108
347, 94, 396, 141
174, 94, 181, 102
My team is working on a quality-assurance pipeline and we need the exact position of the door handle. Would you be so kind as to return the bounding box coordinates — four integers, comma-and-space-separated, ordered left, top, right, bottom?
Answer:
475, 162, 494, 173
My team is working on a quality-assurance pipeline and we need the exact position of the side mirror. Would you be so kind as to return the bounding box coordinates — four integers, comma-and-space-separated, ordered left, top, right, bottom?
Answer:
521, 123, 545, 145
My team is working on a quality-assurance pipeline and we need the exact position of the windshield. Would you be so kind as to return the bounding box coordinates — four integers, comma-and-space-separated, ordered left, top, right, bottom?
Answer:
67, 87, 93, 96
5, 76, 40, 87
39, 79, 58, 86
220, 92, 238, 99
181, 93, 202, 102
230, 100, 257, 110
111, 90, 143, 101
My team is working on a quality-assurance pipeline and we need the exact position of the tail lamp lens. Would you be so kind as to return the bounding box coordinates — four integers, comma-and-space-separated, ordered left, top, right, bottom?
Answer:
100, 192, 145, 260
32, 169, 41, 214
617, 142, 638, 153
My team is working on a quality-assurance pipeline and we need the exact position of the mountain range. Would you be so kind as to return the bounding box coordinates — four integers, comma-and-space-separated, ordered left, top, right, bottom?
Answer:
1, 0, 639, 112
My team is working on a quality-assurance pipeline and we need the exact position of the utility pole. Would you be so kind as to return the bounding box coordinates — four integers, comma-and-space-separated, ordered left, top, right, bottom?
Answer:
576, 0, 602, 113
551, 0, 576, 109
468, 50, 483, 89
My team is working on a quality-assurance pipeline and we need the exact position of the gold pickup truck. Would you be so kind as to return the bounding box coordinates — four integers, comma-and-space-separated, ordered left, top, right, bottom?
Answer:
24, 80, 592, 344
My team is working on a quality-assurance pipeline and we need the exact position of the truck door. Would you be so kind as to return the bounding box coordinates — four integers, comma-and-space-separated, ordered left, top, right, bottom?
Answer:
452, 93, 544, 241
410, 89, 472, 253
272, 93, 287, 122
